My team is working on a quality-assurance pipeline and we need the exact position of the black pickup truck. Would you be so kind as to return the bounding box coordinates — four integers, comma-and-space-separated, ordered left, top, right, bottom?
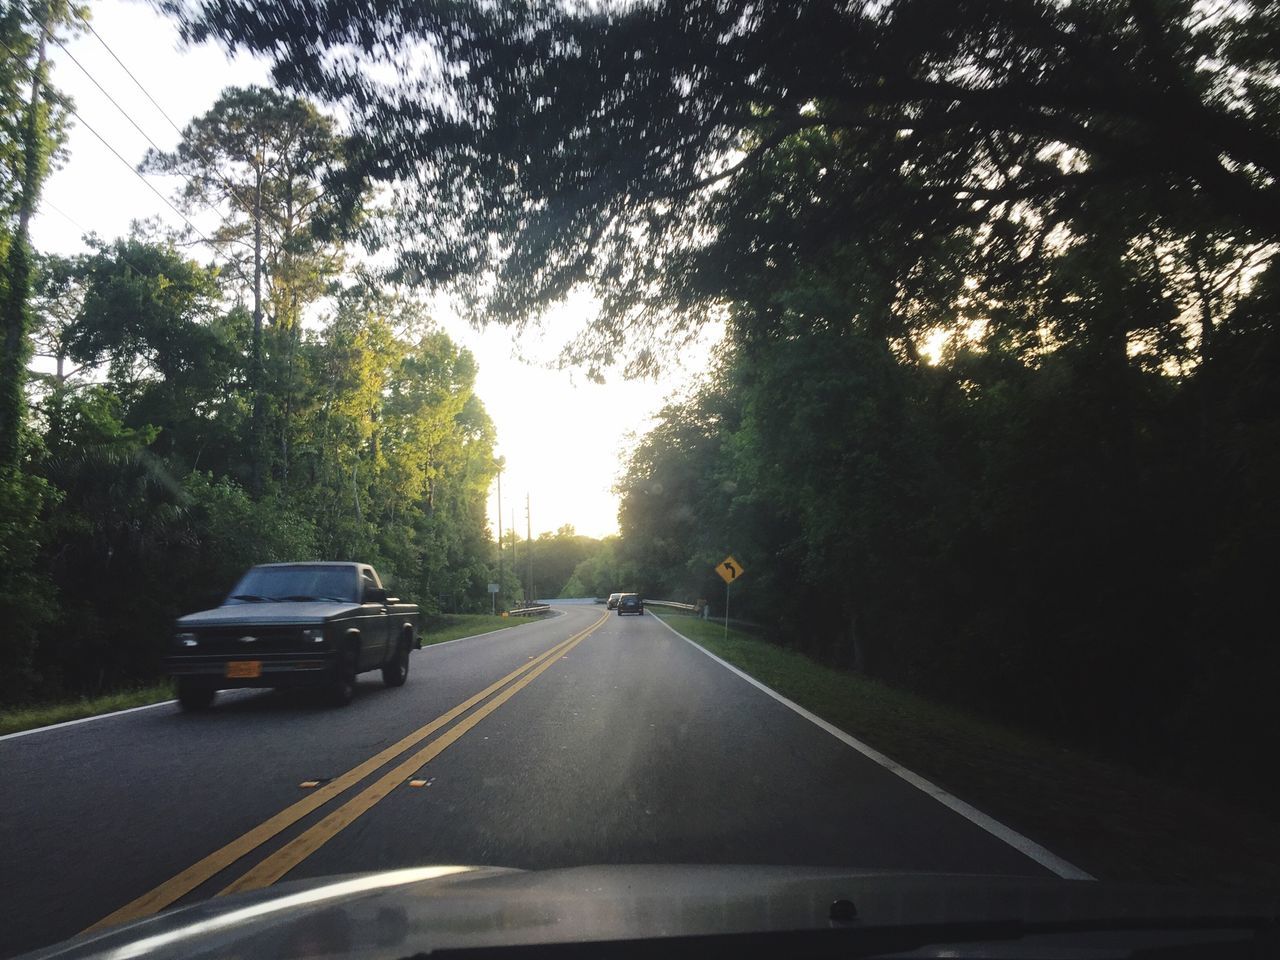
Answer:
165, 562, 421, 710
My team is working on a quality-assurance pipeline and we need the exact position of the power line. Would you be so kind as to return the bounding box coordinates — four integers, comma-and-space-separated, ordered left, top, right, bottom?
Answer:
9, 8, 329, 310
38, 198, 89, 236
16, 1, 254, 244
67, 3, 258, 233
0, 25, 269, 299
45, 30, 173, 165
78, 15, 187, 140
1, 31, 215, 240
28, 3, 255, 254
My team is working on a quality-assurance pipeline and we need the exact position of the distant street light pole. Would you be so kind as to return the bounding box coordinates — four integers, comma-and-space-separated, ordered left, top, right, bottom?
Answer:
496, 466, 503, 612
526, 493, 534, 604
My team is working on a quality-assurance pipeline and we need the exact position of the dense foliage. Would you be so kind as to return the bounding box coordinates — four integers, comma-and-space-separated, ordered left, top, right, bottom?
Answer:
1, 0, 76, 699
169, 0, 1280, 798
171, 0, 1280, 369
521, 525, 621, 601
0, 68, 505, 703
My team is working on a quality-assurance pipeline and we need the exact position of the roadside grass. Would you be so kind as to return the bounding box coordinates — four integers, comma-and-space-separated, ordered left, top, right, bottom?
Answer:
0, 684, 175, 737
653, 610, 1280, 892
419, 612, 546, 646
0, 614, 539, 736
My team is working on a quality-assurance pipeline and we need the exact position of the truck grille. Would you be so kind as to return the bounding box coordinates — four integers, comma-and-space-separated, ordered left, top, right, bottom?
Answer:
194, 626, 308, 654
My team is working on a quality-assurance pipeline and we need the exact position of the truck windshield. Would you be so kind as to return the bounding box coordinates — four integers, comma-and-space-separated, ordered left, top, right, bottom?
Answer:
227, 566, 358, 603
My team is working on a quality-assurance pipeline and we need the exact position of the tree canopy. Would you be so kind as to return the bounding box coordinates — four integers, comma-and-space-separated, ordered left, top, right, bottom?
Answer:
167, 0, 1280, 371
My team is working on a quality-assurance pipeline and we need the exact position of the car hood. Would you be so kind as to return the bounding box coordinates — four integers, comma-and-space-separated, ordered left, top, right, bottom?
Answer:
21, 865, 1277, 960
177, 601, 361, 626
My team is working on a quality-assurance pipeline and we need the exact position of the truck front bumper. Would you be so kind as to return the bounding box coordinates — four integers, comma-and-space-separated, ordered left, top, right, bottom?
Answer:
164, 652, 337, 688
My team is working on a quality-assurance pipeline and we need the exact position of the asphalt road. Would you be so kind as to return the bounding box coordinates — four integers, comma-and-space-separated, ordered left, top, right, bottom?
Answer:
0, 604, 1064, 957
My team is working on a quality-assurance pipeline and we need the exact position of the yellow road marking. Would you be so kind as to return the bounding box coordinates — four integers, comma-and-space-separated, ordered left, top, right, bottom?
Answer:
219, 615, 607, 894
85, 613, 605, 932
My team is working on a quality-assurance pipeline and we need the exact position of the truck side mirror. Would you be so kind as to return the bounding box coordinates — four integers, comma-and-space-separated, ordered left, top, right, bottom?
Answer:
366, 587, 388, 604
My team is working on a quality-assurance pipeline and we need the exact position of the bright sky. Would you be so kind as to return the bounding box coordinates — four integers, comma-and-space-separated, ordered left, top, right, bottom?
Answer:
29, 0, 713, 539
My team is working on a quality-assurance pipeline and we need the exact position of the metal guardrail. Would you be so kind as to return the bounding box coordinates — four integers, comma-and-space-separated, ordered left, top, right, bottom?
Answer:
508, 604, 551, 617
640, 601, 763, 634
642, 599, 698, 611
592, 597, 699, 611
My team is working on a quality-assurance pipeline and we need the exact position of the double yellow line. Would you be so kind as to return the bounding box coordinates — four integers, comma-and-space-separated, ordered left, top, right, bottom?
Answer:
88, 612, 608, 933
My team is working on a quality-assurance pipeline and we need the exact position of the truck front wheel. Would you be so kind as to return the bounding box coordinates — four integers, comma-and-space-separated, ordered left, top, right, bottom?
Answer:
327, 642, 359, 706
382, 636, 410, 687
176, 679, 216, 711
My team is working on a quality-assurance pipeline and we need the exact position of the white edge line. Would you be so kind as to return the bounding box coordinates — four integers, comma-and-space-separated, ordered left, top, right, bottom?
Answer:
3, 612, 573, 743
649, 613, 1095, 881
0, 699, 177, 742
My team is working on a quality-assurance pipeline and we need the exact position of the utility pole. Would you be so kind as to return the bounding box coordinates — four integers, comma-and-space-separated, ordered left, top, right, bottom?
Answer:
496, 466, 503, 612
511, 508, 518, 606
526, 493, 534, 604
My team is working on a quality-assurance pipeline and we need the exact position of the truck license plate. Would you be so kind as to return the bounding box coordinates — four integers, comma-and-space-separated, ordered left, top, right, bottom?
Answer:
226, 661, 262, 679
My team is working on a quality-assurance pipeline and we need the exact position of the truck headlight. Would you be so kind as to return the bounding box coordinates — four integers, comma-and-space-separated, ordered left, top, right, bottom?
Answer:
302, 628, 325, 643
175, 632, 198, 647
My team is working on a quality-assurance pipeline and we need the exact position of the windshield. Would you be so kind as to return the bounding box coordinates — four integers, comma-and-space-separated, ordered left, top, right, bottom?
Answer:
4, 1, 1280, 958
228, 566, 358, 604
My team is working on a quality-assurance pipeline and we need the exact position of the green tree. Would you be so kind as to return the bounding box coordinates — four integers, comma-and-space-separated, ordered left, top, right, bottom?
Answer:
0, 0, 75, 699
523, 525, 602, 601
177, 472, 317, 611
142, 85, 361, 491
0, 0, 76, 468
279, 286, 500, 612
31, 237, 247, 474
0, 466, 56, 701
561, 537, 628, 599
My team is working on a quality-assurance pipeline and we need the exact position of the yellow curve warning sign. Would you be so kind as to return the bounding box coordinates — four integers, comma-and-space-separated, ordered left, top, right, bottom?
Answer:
715, 556, 744, 584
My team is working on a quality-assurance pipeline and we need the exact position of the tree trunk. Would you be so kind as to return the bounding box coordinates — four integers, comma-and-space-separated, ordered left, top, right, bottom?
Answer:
0, 7, 48, 472
46, 350, 67, 449
849, 606, 866, 673
280, 185, 298, 487
249, 162, 265, 495
1189, 241, 1216, 458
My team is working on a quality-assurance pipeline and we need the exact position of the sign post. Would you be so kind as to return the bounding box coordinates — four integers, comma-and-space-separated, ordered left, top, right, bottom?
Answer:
487, 582, 500, 615
714, 556, 744, 641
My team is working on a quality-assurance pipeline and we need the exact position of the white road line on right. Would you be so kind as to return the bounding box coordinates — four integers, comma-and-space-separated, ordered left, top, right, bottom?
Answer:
649, 613, 1095, 881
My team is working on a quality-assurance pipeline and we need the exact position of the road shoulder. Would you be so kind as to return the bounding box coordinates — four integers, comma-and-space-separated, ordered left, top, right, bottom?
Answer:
651, 611, 1280, 892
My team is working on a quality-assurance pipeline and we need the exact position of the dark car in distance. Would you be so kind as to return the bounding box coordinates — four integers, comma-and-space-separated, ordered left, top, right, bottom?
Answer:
165, 562, 421, 710
616, 594, 643, 616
